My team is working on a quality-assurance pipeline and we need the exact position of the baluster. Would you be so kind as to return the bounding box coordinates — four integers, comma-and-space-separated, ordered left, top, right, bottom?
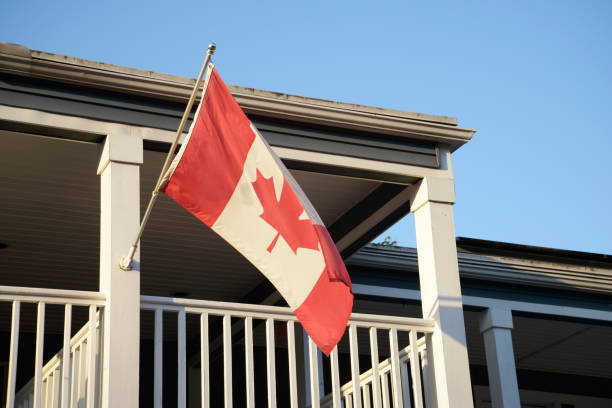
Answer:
400, 360, 411, 408
369, 328, 382, 408
421, 334, 435, 408
52, 369, 58, 408
381, 372, 390, 408
330, 346, 341, 408
53, 368, 60, 408
266, 318, 277, 408
61, 305, 71, 408
79, 340, 87, 408
33, 302, 45, 408
200, 313, 209, 408
222, 314, 232, 408
245, 317, 255, 408
408, 331, 423, 408
177, 310, 186, 408
308, 337, 320, 408
363, 384, 371, 408
69, 345, 79, 408
349, 325, 361, 408
42, 376, 48, 408
388, 329, 404, 408
286, 321, 298, 408
86, 306, 96, 408
6, 300, 20, 408
154, 309, 163, 408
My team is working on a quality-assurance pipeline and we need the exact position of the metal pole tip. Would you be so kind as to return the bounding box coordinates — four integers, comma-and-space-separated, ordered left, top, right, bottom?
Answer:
208, 43, 216, 53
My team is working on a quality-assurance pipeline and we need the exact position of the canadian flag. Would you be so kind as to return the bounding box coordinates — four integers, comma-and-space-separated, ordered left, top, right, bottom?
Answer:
161, 66, 353, 355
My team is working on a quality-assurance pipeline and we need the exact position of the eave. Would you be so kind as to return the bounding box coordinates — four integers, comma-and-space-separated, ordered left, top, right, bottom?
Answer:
0, 42, 475, 151
348, 244, 612, 296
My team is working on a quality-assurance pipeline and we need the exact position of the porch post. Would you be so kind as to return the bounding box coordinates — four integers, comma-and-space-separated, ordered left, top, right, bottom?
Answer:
479, 308, 521, 408
410, 176, 474, 408
97, 130, 143, 408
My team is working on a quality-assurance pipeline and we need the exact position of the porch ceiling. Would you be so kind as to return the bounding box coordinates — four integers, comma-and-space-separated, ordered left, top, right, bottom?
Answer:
0, 130, 406, 302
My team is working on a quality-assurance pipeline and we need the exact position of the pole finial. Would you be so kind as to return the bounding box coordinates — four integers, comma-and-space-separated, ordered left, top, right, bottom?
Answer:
208, 43, 216, 53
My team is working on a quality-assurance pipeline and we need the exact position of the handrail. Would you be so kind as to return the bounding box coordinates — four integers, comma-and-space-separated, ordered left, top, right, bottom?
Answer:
141, 295, 436, 331
0, 285, 106, 305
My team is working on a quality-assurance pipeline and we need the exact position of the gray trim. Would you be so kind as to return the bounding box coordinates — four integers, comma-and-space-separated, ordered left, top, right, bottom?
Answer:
0, 75, 191, 131
349, 244, 612, 295
253, 119, 439, 168
0, 74, 440, 169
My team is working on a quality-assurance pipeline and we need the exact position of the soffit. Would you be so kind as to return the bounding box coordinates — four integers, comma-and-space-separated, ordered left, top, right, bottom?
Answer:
0, 131, 386, 302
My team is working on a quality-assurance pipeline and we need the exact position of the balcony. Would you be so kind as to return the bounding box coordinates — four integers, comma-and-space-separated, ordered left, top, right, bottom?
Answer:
2, 286, 434, 408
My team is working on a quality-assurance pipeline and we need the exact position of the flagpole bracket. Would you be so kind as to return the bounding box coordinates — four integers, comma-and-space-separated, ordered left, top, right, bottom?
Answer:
119, 245, 137, 271
119, 257, 132, 271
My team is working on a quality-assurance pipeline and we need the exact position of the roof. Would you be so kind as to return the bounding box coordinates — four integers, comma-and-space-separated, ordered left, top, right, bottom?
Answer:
456, 237, 612, 268
348, 240, 612, 295
0, 42, 475, 151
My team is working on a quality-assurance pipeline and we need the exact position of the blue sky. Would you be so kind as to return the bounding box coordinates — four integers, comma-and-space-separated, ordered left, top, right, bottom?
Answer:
2, 1, 611, 254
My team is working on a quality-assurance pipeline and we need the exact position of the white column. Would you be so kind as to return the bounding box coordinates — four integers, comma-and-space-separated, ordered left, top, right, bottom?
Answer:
479, 308, 521, 408
97, 130, 143, 408
410, 176, 474, 408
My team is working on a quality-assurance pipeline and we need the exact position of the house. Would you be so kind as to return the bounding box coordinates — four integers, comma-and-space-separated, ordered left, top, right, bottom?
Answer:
0, 42, 610, 408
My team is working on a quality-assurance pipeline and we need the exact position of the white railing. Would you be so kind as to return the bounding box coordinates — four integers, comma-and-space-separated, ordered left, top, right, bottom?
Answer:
141, 295, 435, 408
1, 286, 105, 408
320, 337, 431, 408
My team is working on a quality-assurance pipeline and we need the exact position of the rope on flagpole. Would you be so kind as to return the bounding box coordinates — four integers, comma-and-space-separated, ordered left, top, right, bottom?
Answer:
119, 43, 217, 271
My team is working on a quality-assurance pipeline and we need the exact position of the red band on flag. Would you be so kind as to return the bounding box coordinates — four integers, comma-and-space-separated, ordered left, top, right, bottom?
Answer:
314, 225, 352, 287
163, 69, 256, 227
294, 267, 354, 356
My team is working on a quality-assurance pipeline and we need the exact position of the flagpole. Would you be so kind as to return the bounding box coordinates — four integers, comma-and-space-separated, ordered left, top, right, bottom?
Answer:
119, 43, 217, 271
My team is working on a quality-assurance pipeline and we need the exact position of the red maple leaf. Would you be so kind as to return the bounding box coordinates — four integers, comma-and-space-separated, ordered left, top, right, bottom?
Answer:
251, 169, 320, 254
